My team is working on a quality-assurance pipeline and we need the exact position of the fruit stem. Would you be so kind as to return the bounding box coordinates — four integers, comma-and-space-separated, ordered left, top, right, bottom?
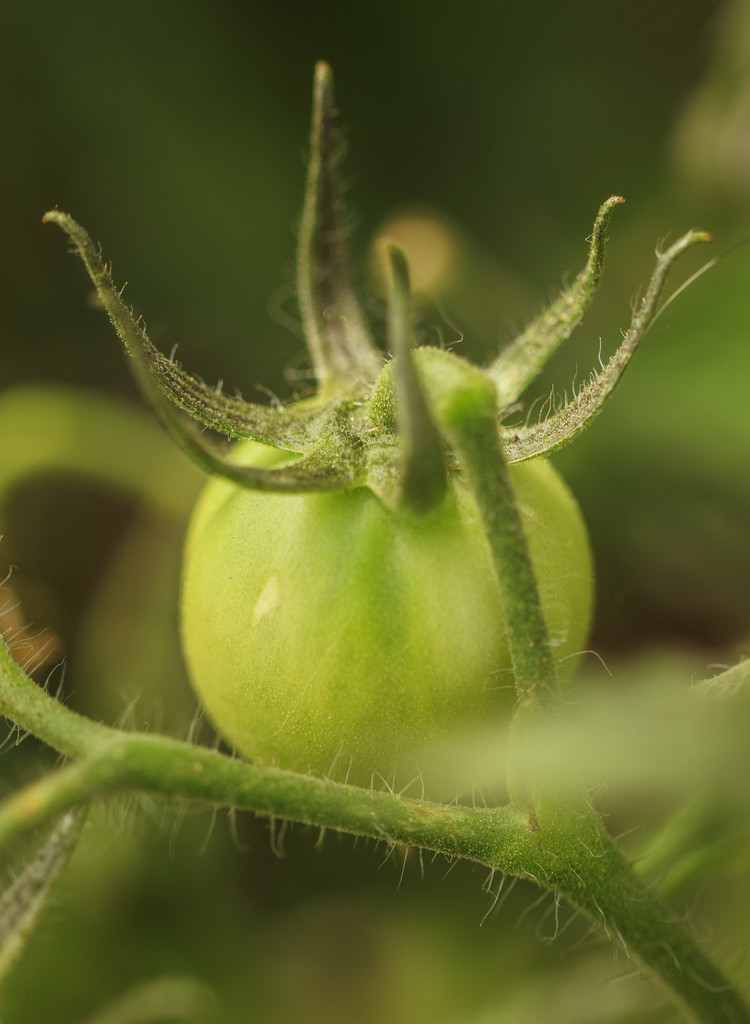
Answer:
423, 354, 559, 714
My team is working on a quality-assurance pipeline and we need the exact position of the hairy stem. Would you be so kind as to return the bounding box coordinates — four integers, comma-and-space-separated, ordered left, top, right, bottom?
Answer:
418, 351, 558, 714
420, 352, 561, 818
0, 638, 111, 758
0, 668, 746, 1022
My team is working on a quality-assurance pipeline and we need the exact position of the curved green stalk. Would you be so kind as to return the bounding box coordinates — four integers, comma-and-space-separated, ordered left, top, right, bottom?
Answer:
0, 634, 112, 757
0, 637, 747, 1022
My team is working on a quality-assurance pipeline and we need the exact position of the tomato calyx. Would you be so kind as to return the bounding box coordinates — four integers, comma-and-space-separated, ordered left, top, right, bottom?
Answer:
43, 62, 711, 516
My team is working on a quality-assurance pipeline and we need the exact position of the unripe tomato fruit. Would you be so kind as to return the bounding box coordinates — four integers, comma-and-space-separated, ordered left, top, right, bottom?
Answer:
181, 443, 593, 792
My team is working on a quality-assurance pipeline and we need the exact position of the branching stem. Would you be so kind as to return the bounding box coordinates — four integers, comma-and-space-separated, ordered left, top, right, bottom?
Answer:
1, 640, 747, 1021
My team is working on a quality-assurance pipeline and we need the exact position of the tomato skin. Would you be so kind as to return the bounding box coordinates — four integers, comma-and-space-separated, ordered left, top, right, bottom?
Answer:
181, 443, 593, 790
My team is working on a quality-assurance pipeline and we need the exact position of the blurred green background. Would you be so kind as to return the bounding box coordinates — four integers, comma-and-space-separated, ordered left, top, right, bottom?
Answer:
1, 0, 750, 1021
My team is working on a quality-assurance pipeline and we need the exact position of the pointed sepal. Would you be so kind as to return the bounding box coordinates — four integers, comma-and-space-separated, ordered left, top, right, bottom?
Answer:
489, 196, 625, 409
43, 211, 363, 492
42, 210, 330, 452
502, 229, 713, 462
297, 62, 382, 393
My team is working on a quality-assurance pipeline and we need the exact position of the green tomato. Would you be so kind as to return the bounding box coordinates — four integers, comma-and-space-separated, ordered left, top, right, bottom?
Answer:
181, 443, 593, 793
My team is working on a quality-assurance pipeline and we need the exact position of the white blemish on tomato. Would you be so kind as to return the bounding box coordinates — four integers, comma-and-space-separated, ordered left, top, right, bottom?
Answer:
252, 576, 281, 623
